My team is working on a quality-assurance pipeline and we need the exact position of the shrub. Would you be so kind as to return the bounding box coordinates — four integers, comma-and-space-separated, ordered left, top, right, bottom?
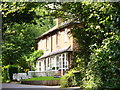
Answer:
2, 65, 18, 82
9, 65, 18, 80
60, 70, 79, 88
2, 66, 10, 82
81, 36, 120, 89
74, 71, 82, 85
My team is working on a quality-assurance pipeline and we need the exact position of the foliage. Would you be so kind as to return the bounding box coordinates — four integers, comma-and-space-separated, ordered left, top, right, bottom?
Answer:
21, 76, 60, 81
2, 2, 36, 35
60, 70, 79, 88
2, 2, 55, 32
82, 35, 120, 89
2, 21, 54, 65
2, 65, 18, 82
2, 23, 36, 66
26, 50, 43, 71
2, 65, 10, 82
2, 2, 38, 23
46, 2, 120, 89
2, 2, 55, 68
9, 65, 18, 80
71, 2, 120, 89
2, 2, 120, 88
2, 2, 56, 83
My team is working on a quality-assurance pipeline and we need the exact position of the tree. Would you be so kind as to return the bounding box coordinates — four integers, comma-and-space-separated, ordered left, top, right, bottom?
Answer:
2, 2, 56, 82
26, 50, 43, 71
45, 2, 120, 89
2, 2, 55, 67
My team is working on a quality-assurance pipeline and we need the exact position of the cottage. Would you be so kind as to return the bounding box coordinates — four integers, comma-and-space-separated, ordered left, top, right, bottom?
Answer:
35, 18, 83, 76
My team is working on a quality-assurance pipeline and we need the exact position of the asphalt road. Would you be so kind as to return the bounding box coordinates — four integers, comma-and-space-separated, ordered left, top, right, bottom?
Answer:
2, 83, 80, 90
2, 83, 60, 88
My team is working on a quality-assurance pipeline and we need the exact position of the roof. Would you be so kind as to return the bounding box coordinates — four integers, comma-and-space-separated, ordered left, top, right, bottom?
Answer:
38, 46, 72, 60
35, 21, 80, 39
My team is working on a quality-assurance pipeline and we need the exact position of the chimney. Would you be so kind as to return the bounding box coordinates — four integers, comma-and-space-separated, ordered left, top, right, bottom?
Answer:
56, 18, 63, 27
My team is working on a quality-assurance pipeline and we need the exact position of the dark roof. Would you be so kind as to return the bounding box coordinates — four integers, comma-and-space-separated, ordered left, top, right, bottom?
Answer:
38, 46, 72, 60
35, 21, 80, 39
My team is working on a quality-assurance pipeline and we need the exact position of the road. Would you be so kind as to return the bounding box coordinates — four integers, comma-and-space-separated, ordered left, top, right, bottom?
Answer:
2, 83, 60, 88
2, 83, 80, 90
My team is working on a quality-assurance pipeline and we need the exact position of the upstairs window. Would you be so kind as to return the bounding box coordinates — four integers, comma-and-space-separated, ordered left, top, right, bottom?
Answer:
39, 39, 42, 44
56, 31, 60, 46
46, 36, 49, 50
38, 39, 42, 50
64, 28, 68, 43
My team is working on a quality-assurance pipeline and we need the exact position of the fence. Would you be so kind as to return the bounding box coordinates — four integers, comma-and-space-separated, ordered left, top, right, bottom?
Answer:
13, 71, 56, 81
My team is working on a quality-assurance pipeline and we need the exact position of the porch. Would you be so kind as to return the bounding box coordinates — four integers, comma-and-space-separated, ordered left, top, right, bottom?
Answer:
36, 52, 71, 76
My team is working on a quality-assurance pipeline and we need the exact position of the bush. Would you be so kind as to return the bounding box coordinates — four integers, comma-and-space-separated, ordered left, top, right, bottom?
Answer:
60, 70, 80, 88
9, 65, 18, 80
2, 66, 10, 82
74, 71, 82, 85
2, 65, 18, 82
81, 36, 120, 89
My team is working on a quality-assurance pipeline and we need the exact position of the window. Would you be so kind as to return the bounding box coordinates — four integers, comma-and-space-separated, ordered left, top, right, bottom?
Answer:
46, 37, 49, 50
58, 56, 61, 68
39, 39, 42, 44
56, 31, 60, 46
48, 58, 49, 67
44, 60, 46, 70
63, 54, 65, 68
39, 62, 41, 71
56, 56, 59, 69
64, 28, 68, 43
64, 53, 68, 69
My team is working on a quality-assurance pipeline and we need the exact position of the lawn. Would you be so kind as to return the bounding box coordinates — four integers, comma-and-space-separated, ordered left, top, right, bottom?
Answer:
21, 76, 60, 81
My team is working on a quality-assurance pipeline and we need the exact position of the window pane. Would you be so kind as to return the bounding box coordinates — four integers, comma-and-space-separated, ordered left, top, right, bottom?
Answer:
64, 28, 68, 42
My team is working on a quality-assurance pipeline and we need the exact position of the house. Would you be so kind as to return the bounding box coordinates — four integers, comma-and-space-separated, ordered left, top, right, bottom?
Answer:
35, 18, 83, 76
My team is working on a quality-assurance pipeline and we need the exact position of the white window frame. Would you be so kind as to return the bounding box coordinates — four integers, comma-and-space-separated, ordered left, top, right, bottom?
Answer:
46, 36, 49, 50
56, 31, 61, 47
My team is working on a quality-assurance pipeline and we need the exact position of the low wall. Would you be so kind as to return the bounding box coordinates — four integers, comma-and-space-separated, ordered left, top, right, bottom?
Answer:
21, 80, 60, 86
28, 71, 56, 78
13, 71, 56, 81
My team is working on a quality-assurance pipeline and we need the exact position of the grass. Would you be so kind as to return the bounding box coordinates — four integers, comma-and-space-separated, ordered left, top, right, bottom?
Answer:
21, 76, 60, 81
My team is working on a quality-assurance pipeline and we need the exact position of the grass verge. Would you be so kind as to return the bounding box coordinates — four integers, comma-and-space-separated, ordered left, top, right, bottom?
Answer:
21, 76, 60, 81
